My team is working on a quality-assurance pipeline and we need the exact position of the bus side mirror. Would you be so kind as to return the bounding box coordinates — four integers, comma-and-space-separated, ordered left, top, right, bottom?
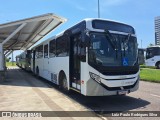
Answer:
80, 47, 86, 62
85, 35, 90, 47
80, 41, 86, 62
81, 33, 90, 47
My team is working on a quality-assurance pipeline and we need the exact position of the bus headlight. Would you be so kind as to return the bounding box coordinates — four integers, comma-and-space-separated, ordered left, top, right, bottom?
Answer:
89, 72, 101, 83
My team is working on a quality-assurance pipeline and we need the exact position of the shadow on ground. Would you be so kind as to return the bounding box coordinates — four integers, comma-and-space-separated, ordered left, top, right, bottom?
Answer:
1, 67, 150, 114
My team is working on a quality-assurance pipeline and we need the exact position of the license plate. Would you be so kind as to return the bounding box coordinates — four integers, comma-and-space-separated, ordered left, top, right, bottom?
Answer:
118, 90, 128, 95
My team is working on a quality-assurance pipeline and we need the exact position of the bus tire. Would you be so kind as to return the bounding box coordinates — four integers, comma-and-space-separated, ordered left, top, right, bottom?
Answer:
59, 72, 69, 92
156, 62, 160, 69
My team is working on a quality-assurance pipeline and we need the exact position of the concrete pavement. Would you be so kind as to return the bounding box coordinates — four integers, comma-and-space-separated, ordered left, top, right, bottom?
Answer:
0, 66, 160, 120
0, 67, 102, 120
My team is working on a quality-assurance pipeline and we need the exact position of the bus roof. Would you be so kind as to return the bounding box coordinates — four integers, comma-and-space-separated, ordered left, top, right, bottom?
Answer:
31, 18, 136, 49
84, 18, 133, 27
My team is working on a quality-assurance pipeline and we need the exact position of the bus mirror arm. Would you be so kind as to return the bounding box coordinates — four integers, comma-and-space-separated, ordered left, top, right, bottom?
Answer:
82, 33, 90, 47
80, 54, 86, 62
80, 45, 86, 62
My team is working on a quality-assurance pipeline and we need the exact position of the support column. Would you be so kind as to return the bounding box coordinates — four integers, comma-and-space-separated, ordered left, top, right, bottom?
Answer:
0, 44, 3, 71
0, 23, 26, 81
0, 43, 5, 81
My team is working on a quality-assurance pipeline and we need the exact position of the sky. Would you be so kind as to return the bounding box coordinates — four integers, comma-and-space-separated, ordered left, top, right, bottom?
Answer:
1, 0, 160, 60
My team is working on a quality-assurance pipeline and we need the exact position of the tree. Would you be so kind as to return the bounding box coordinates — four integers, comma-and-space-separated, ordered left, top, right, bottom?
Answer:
148, 43, 154, 47
5, 57, 10, 62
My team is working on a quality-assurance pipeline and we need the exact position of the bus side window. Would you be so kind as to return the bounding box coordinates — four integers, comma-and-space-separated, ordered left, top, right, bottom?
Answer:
49, 40, 56, 57
38, 45, 43, 58
44, 44, 48, 58
56, 36, 69, 57
35, 45, 43, 58
35, 48, 38, 58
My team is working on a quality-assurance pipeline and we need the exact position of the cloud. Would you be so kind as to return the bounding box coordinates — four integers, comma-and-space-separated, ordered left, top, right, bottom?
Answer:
63, 0, 87, 11
101, 0, 129, 6
91, 0, 130, 14
76, 6, 87, 11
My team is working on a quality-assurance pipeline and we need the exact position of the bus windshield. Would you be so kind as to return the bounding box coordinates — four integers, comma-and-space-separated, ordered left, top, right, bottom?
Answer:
88, 32, 138, 67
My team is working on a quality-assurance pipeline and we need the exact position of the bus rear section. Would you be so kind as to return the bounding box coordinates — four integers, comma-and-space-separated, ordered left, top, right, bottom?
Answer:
16, 50, 32, 71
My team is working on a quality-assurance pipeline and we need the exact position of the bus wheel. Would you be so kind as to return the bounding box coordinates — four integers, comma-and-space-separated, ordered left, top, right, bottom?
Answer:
156, 62, 160, 69
59, 74, 68, 92
62, 77, 68, 90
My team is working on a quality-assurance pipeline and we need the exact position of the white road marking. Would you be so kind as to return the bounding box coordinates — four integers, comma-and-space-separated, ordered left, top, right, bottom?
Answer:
150, 94, 160, 98
88, 108, 108, 120
96, 114, 108, 120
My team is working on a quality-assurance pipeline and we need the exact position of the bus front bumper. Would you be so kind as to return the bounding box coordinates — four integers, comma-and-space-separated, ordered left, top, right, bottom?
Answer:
86, 77, 139, 96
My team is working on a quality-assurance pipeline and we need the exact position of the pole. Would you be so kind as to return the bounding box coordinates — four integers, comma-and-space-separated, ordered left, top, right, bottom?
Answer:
12, 50, 13, 66
0, 44, 3, 70
141, 39, 142, 48
98, 0, 100, 18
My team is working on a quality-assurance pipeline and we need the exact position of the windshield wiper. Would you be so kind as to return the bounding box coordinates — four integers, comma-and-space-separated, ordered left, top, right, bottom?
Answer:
123, 33, 131, 57
126, 33, 131, 43
104, 29, 118, 59
104, 29, 117, 49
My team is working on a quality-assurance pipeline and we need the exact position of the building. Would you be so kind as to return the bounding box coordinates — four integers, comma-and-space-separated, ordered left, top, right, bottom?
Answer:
155, 16, 160, 45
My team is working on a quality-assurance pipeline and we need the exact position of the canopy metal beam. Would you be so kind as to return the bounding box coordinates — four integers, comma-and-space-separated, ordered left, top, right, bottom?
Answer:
2, 23, 26, 45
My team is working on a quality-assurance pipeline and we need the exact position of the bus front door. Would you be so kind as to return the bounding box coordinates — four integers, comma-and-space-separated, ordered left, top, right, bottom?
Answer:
70, 34, 81, 91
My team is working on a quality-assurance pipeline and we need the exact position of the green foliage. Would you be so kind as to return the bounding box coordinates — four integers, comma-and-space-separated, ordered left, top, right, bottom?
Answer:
140, 68, 160, 83
6, 62, 17, 67
5, 57, 10, 62
148, 43, 154, 47
140, 65, 156, 69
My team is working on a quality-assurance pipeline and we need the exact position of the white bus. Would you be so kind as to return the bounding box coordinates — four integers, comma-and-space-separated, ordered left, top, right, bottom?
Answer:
31, 18, 139, 96
16, 50, 32, 71
145, 46, 160, 69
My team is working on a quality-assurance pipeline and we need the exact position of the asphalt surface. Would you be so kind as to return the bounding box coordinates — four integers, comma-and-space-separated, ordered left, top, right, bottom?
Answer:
0, 66, 160, 120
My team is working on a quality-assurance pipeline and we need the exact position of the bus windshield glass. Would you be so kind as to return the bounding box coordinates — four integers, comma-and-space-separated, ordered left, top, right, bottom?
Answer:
146, 47, 160, 59
88, 32, 138, 67
92, 20, 135, 34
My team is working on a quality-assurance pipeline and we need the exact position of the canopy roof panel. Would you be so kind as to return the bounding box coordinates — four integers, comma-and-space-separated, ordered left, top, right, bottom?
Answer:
0, 13, 66, 54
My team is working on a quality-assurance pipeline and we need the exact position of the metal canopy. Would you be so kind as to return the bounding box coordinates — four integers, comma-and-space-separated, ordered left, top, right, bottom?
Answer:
0, 13, 66, 55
